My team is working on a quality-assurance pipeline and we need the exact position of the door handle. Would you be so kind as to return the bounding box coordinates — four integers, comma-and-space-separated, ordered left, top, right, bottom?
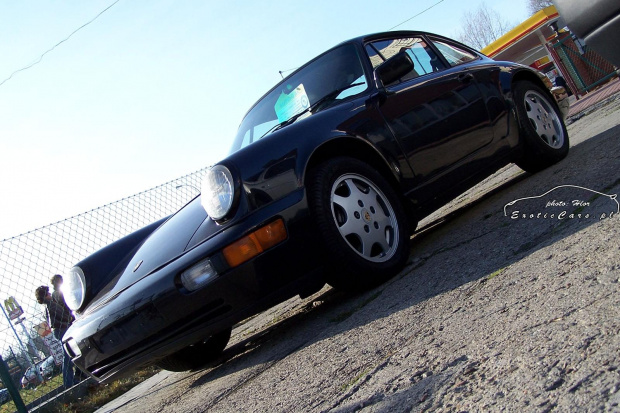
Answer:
458, 73, 474, 83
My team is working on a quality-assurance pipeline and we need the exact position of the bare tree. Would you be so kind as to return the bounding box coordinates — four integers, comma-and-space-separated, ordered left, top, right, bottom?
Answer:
456, 3, 515, 50
526, 0, 554, 15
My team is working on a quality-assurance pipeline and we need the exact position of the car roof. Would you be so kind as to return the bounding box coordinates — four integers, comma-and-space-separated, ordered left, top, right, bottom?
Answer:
236, 31, 467, 125
342, 30, 439, 45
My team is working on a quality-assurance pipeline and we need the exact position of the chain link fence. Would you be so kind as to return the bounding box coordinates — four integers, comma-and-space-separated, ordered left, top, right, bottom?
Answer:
0, 167, 207, 411
548, 31, 618, 96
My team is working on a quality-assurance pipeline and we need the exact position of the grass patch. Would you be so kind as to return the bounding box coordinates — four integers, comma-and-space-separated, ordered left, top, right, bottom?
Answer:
330, 291, 382, 323
0, 374, 63, 413
340, 368, 371, 392
572, 205, 586, 215
602, 178, 620, 193
44, 366, 159, 413
514, 240, 537, 256
487, 267, 506, 280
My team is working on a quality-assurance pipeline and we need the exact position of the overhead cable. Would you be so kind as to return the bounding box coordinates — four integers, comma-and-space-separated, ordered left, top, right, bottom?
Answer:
0, 0, 122, 88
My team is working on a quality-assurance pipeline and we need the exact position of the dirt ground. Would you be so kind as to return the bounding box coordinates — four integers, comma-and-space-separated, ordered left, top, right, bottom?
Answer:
95, 98, 620, 413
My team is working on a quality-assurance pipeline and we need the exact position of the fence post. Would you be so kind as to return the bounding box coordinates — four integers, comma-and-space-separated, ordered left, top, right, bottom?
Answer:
0, 354, 28, 413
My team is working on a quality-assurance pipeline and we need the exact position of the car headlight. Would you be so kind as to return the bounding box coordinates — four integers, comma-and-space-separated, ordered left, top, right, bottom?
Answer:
63, 266, 86, 311
201, 165, 234, 220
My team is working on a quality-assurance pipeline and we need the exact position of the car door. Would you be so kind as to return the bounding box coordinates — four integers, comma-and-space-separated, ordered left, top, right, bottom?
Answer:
366, 36, 495, 199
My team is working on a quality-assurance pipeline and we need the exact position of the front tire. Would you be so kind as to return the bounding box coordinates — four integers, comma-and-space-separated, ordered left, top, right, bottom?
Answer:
156, 328, 231, 372
513, 80, 569, 173
308, 157, 410, 291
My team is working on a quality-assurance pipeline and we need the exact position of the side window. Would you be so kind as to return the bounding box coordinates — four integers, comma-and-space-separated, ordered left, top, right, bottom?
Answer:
366, 37, 447, 84
407, 41, 446, 75
430, 39, 478, 67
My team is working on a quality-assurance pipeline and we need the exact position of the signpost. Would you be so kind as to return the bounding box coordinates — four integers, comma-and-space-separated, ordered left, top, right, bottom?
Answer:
2, 296, 43, 384
34, 321, 63, 366
4, 296, 24, 320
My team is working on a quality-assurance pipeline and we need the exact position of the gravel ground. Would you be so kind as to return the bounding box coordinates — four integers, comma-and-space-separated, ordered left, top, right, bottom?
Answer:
96, 99, 620, 413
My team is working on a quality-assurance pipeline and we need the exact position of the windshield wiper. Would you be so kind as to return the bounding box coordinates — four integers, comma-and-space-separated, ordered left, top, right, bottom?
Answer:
308, 81, 366, 113
258, 82, 365, 140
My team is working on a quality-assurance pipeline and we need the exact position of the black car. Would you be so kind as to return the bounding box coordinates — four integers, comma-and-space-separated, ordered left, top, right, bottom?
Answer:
62, 31, 568, 382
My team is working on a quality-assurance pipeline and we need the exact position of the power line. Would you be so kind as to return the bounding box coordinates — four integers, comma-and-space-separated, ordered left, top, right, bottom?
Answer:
278, 0, 448, 78
388, 0, 447, 31
0, 0, 122, 89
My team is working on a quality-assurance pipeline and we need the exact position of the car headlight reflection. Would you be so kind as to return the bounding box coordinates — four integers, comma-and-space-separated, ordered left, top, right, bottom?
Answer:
201, 165, 234, 220
180, 258, 218, 291
63, 266, 86, 311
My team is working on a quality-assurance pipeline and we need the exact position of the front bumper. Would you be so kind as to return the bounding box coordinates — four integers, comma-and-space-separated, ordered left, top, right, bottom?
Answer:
63, 189, 323, 382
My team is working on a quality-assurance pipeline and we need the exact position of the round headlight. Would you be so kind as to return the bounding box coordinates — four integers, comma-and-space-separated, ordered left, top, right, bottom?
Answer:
201, 165, 234, 220
63, 266, 86, 311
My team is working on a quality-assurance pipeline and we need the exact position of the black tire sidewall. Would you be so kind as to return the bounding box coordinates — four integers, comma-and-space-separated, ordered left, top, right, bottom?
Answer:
308, 157, 409, 290
514, 81, 569, 170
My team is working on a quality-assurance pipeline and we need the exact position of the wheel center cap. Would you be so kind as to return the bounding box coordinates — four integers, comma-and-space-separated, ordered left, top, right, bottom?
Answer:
362, 209, 372, 223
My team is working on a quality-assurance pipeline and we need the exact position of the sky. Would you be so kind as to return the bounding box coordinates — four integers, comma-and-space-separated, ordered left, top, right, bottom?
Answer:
0, 0, 529, 240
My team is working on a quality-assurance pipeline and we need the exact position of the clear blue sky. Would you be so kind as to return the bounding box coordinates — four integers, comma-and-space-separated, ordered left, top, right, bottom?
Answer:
0, 0, 528, 240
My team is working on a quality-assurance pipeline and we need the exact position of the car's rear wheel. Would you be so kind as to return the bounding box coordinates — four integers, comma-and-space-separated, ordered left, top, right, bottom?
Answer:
514, 80, 569, 173
155, 328, 231, 372
308, 157, 410, 291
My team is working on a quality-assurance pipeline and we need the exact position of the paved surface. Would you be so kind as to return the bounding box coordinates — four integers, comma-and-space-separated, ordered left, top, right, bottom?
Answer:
567, 76, 620, 118
96, 99, 620, 413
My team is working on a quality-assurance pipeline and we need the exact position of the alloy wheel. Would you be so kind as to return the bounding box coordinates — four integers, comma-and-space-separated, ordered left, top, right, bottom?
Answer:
523, 90, 565, 149
330, 173, 399, 262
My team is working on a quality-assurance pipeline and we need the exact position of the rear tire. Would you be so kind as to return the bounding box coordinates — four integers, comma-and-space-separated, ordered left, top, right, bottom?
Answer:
156, 328, 231, 372
513, 80, 569, 173
308, 157, 410, 291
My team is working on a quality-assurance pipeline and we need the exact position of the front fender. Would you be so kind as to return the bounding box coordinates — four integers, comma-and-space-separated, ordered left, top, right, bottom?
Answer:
222, 96, 410, 214
74, 216, 168, 311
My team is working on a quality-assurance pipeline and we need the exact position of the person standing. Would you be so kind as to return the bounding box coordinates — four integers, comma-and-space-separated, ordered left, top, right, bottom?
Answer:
35, 279, 76, 389
555, 75, 574, 97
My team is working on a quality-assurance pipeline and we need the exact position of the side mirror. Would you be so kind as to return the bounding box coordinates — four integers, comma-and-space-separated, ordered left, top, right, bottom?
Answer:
375, 52, 415, 88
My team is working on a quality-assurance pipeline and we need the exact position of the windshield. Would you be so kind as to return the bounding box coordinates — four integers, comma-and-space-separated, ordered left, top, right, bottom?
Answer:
231, 43, 368, 153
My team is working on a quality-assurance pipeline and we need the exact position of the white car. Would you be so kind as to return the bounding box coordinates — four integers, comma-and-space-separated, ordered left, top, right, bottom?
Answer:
0, 388, 10, 405
20, 356, 59, 389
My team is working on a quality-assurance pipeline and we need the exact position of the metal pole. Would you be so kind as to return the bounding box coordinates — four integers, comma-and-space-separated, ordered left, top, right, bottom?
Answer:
0, 355, 28, 412
0, 304, 34, 366
16, 319, 41, 361
536, 28, 558, 71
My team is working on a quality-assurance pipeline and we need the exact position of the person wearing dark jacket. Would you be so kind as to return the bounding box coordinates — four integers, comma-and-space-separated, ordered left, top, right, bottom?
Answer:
555, 75, 573, 97
36, 281, 76, 389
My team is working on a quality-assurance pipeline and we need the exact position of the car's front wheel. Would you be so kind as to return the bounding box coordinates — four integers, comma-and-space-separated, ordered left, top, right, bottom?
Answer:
155, 328, 231, 372
514, 80, 569, 173
308, 157, 410, 291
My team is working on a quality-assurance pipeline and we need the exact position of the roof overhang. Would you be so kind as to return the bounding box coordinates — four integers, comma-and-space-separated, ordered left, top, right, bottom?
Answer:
481, 5, 561, 66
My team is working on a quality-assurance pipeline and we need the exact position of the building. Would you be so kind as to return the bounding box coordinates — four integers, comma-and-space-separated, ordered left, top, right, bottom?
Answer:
481, 5, 617, 97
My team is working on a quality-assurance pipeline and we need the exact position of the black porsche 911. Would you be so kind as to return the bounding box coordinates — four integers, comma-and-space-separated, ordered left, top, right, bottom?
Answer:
61, 31, 568, 382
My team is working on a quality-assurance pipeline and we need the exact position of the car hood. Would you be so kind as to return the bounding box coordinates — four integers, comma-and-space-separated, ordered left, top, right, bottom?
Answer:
85, 197, 211, 312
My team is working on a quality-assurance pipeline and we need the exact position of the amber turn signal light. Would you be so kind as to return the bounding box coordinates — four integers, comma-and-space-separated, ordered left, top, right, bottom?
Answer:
222, 219, 287, 268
